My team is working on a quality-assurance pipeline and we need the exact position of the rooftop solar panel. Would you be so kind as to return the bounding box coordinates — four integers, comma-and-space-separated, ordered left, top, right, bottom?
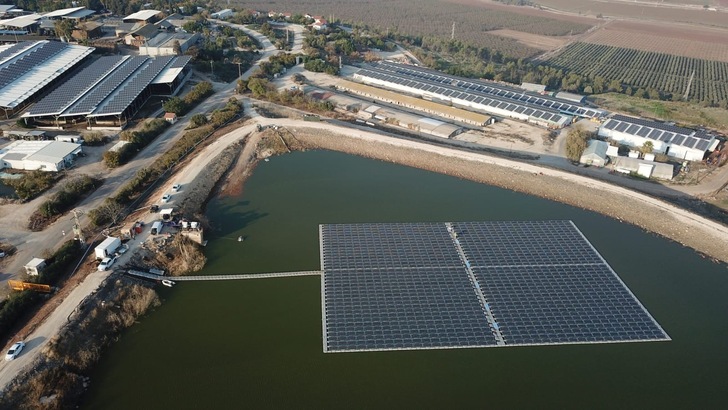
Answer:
659, 132, 674, 142
695, 140, 710, 151
636, 127, 651, 138
612, 114, 692, 136
626, 124, 641, 135
603, 120, 618, 130
0, 41, 68, 90
524, 108, 535, 116
321, 221, 669, 353
647, 129, 662, 140
672, 135, 686, 145
683, 137, 698, 149
615, 122, 629, 133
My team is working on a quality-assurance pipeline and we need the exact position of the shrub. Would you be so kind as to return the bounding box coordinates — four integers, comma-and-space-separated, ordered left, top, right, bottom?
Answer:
0, 291, 40, 340
188, 113, 208, 128
82, 131, 107, 146
5, 171, 56, 201
28, 176, 100, 231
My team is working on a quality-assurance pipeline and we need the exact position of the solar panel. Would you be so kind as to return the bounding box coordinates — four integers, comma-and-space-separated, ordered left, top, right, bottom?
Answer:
672, 135, 686, 145
0, 41, 68, 90
636, 127, 651, 138
321, 221, 669, 353
0, 41, 33, 64
615, 122, 629, 133
612, 114, 692, 136
28, 56, 126, 116
647, 129, 662, 140
360, 61, 597, 120
695, 140, 710, 151
524, 108, 535, 116
659, 132, 674, 142
626, 124, 641, 135
66, 56, 147, 115
683, 137, 698, 149
603, 120, 618, 130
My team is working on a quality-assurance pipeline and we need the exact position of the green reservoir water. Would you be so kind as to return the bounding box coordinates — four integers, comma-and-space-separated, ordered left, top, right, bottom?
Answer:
84, 150, 728, 408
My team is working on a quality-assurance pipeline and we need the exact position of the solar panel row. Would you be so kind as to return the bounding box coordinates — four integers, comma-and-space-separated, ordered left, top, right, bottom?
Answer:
28, 55, 127, 116
94, 56, 176, 116
66, 56, 147, 115
355, 67, 568, 125
0, 41, 33, 65
0, 41, 68, 90
374, 61, 602, 119
602, 116, 711, 151
321, 221, 669, 352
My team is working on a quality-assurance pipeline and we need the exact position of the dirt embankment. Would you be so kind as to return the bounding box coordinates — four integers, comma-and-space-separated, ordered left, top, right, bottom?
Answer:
279, 126, 728, 264
0, 276, 159, 409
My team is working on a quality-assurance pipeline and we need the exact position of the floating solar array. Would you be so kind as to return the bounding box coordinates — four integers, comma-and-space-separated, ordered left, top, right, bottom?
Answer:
601, 114, 713, 151
0, 41, 68, 89
320, 221, 669, 353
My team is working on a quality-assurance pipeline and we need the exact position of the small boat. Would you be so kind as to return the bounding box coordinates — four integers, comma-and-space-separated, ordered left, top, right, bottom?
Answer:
237, 236, 244, 242
264, 158, 270, 162
161, 279, 176, 287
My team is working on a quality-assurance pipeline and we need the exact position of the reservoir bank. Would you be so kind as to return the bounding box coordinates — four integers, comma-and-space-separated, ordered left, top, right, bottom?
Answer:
82, 150, 728, 409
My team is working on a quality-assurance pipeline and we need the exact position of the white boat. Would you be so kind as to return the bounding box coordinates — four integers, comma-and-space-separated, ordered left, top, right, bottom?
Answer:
161, 279, 176, 287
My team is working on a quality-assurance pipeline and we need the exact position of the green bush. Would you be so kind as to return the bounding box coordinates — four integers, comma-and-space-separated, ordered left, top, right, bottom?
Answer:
104, 119, 169, 168
82, 131, 107, 146
0, 291, 40, 340
29, 176, 99, 230
188, 113, 208, 128
5, 170, 56, 201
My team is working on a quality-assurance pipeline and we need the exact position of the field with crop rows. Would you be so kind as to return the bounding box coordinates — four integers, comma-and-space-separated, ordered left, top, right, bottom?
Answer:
580, 20, 728, 62
233, 0, 593, 59
547, 42, 728, 104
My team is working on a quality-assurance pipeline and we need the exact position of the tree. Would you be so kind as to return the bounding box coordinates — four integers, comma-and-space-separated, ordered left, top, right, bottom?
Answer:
172, 40, 182, 56
54, 19, 76, 42
565, 126, 590, 162
188, 113, 208, 128
640, 141, 654, 156
162, 97, 186, 114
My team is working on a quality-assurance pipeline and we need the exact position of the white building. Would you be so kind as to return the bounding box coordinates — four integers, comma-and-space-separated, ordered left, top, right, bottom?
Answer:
598, 114, 717, 162
24, 257, 46, 276
580, 139, 609, 167
138, 32, 200, 56
210, 9, 233, 19
0, 140, 82, 171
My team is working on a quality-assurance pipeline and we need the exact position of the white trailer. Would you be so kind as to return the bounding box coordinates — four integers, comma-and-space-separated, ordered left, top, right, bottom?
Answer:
95, 236, 121, 259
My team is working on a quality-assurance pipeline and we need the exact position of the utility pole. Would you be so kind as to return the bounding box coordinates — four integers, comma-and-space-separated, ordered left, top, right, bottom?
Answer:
72, 209, 85, 246
451, 21, 455, 40
684, 70, 695, 100
210, 60, 214, 77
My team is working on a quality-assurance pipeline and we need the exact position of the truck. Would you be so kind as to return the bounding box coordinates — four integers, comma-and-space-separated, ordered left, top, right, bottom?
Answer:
95, 236, 121, 260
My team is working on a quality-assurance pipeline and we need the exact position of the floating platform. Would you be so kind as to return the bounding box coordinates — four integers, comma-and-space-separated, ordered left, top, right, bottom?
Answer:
319, 221, 670, 353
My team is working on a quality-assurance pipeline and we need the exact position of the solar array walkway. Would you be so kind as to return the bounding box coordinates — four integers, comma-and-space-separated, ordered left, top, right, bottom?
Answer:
320, 221, 670, 353
125, 269, 320, 282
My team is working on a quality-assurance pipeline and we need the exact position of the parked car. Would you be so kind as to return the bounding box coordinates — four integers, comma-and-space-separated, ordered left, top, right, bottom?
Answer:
115, 244, 129, 255
172, 184, 181, 192
149, 204, 159, 213
5, 341, 25, 361
161, 193, 171, 203
98, 256, 117, 271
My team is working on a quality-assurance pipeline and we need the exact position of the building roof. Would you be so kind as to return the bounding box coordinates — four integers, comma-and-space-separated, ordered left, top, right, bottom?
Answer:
164, 112, 177, 119
43, 7, 89, 18
128, 23, 159, 40
0, 13, 41, 28
601, 114, 714, 152
0, 6, 15, 14
144, 31, 195, 48
338, 79, 492, 125
77, 21, 102, 31
582, 139, 609, 158
0, 41, 94, 109
25, 257, 45, 268
123, 9, 161, 22
0, 140, 80, 164
24, 54, 190, 119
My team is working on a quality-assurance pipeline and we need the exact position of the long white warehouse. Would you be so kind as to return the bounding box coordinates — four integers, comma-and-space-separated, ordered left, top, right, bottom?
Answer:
0, 140, 82, 171
598, 114, 717, 161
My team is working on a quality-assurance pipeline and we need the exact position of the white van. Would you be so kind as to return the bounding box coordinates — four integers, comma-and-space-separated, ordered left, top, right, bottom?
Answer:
150, 221, 163, 235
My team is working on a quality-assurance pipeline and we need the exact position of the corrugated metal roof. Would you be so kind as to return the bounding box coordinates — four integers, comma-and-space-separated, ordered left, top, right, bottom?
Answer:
123, 9, 161, 22
43, 7, 86, 18
0, 41, 94, 108
338, 79, 491, 125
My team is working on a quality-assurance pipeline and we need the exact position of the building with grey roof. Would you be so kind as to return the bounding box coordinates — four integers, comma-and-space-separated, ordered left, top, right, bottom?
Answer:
598, 114, 718, 161
0, 140, 82, 171
0, 40, 93, 117
580, 140, 609, 167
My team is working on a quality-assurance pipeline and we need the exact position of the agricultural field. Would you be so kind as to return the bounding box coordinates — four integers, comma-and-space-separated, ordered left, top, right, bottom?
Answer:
533, 0, 728, 27
547, 42, 728, 105
487, 29, 573, 50
232, 0, 594, 59
580, 20, 728, 62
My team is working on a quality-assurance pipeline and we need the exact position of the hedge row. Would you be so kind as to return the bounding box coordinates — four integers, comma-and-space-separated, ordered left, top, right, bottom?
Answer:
103, 119, 170, 168
28, 176, 101, 231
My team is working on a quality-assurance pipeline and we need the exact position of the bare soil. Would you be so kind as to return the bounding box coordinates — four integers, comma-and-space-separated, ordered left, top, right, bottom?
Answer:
487, 29, 573, 51
581, 20, 728, 62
